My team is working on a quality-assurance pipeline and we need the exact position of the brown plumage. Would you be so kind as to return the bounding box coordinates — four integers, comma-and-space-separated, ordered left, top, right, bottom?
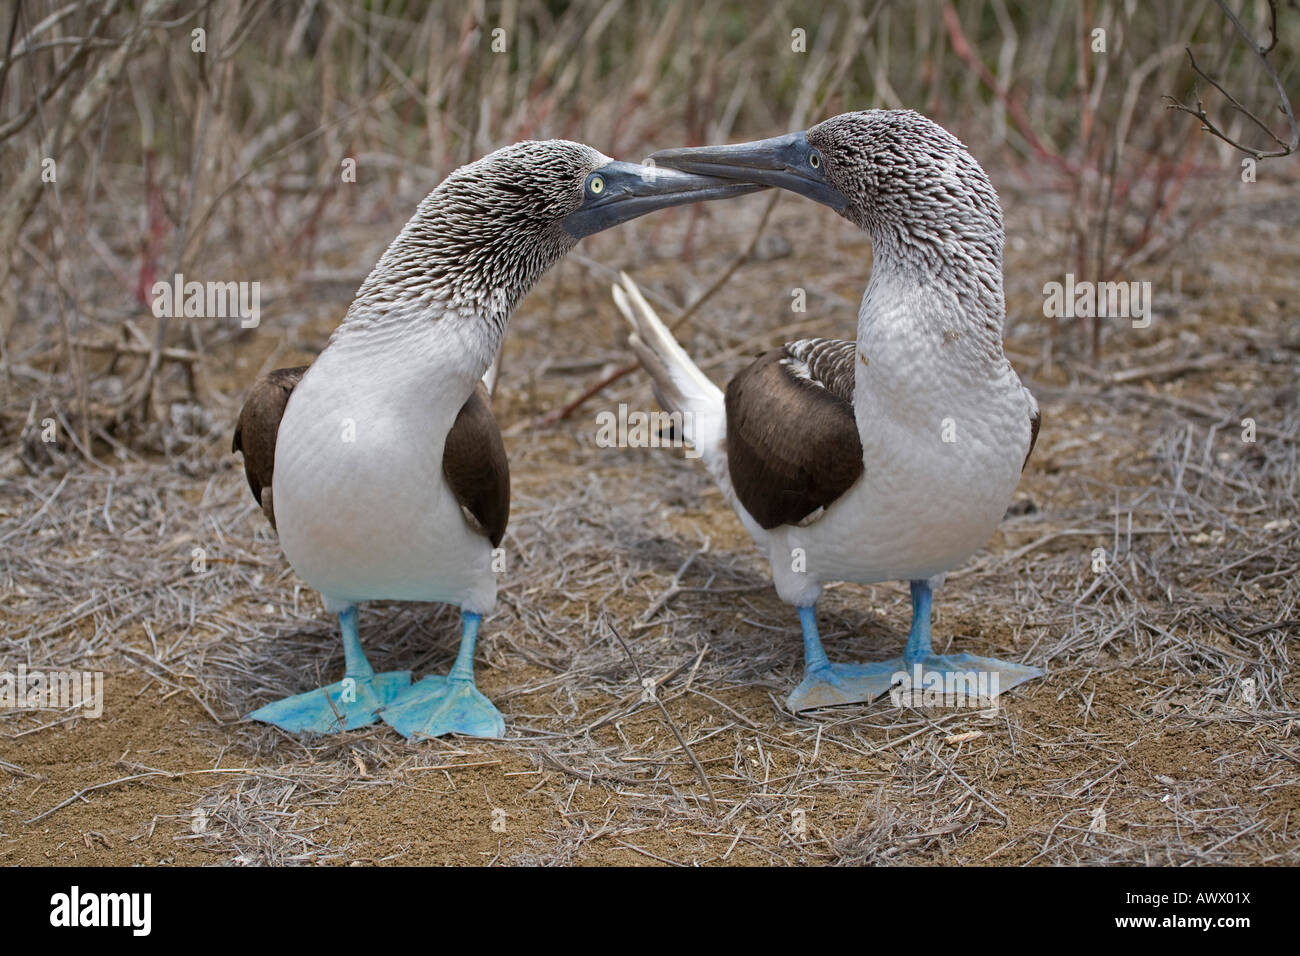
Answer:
232, 370, 509, 546
442, 382, 510, 548
725, 339, 864, 530
232, 366, 307, 528
1024, 408, 1045, 476
1024, 407, 1041, 471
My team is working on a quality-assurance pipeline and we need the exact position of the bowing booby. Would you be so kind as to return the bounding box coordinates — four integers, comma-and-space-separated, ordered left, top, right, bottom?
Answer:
233, 141, 758, 737
615, 110, 1044, 711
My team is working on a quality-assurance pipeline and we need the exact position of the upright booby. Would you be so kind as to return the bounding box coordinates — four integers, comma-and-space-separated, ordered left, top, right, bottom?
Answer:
614, 111, 1044, 711
233, 141, 759, 737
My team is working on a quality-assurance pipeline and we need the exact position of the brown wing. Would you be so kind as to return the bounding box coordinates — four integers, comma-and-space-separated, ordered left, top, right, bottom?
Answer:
1023, 405, 1040, 471
725, 339, 864, 530
443, 382, 510, 548
1019, 395, 1040, 473
232, 366, 307, 529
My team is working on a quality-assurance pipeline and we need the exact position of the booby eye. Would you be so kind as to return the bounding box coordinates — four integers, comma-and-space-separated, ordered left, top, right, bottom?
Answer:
809, 151, 822, 170
588, 175, 605, 195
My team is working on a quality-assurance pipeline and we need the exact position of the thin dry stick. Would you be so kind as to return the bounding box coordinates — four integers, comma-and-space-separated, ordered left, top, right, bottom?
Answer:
405, 759, 504, 772
1165, 0, 1298, 159
0, 757, 36, 777
24, 761, 289, 826
635, 535, 711, 629
25, 771, 167, 825
606, 620, 718, 816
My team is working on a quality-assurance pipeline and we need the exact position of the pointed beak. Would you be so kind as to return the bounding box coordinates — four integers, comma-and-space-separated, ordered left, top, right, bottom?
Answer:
561, 160, 765, 239
650, 131, 848, 213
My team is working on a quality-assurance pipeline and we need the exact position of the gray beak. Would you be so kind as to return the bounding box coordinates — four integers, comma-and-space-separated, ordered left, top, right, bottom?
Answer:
650, 131, 847, 213
561, 160, 765, 239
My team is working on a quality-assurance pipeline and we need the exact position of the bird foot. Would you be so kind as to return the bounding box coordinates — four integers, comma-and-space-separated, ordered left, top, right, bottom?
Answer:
788, 653, 1043, 713
380, 676, 505, 739
247, 671, 411, 733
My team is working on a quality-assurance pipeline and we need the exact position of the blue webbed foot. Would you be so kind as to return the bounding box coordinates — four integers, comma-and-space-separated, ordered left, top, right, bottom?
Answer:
788, 584, 1044, 713
247, 605, 410, 734
788, 659, 897, 712
380, 609, 506, 739
381, 675, 506, 739
880, 652, 1044, 708
248, 671, 411, 733
788, 654, 1043, 712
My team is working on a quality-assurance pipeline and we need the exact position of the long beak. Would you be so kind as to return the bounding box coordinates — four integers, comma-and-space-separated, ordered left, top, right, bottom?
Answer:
562, 161, 765, 239
650, 132, 847, 213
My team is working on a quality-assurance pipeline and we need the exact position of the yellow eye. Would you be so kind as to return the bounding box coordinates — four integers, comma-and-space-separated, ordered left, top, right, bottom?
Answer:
809, 151, 821, 169
589, 175, 605, 194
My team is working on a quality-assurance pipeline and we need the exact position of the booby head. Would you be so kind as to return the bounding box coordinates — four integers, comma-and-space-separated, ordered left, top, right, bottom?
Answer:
649, 110, 1002, 260
351, 140, 763, 330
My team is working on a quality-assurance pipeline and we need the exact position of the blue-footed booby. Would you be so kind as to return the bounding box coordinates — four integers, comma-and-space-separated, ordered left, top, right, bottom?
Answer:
615, 110, 1044, 712
233, 141, 759, 737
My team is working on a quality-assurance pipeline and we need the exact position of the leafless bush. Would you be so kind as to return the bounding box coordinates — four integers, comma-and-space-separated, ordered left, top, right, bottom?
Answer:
0, 0, 1289, 456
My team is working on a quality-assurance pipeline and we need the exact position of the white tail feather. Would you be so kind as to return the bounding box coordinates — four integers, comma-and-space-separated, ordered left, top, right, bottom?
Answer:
480, 353, 501, 395
612, 273, 725, 466
613, 273, 768, 546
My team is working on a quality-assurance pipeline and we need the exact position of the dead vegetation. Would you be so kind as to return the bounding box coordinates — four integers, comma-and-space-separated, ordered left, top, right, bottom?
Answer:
1, 1, 1298, 865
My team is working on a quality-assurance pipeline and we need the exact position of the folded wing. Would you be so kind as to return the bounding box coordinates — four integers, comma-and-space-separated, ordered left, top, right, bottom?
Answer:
725, 338, 864, 530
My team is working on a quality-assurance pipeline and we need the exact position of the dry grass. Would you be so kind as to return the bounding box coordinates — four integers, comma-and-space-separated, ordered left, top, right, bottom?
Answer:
3, 178, 1297, 864
1, 0, 1297, 866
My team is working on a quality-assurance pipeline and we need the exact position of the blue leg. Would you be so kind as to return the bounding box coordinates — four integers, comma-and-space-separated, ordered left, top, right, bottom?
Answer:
786, 582, 1044, 712
379, 610, 505, 739
248, 606, 411, 733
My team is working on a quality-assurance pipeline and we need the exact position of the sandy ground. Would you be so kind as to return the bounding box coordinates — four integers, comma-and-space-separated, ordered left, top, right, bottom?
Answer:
2, 174, 1298, 866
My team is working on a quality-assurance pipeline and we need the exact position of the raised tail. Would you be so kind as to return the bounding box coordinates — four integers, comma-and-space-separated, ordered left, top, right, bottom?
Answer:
612, 273, 767, 546
612, 273, 725, 467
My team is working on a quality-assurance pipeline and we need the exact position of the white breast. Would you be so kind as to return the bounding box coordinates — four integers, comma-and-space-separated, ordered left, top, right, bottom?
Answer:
766, 279, 1031, 607
271, 319, 498, 614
